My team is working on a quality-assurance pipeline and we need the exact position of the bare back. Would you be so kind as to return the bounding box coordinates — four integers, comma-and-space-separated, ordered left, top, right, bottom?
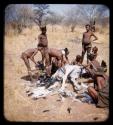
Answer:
48, 48, 62, 60
90, 60, 100, 69
24, 48, 37, 58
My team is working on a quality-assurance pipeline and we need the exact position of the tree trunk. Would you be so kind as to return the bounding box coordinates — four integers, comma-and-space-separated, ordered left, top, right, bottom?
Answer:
71, 25, 75, 32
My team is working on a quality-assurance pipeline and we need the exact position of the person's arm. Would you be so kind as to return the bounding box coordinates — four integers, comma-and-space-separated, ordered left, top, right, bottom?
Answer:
83, 78, 94, 84
65, 56, 70, 64
62, 55, 69, 65
92, 32, 98, 41
93, 71, 104, 76
30, 50, 38, 64
85, 66, 94, 77
82, 62, 90, 68
82, 33, 84, 43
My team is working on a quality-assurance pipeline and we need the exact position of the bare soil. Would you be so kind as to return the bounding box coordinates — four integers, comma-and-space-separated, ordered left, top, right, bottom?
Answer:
4, 25, 109, 122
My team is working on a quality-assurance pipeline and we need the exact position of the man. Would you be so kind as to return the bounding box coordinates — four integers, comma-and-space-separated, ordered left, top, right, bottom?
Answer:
86, 65, 109, 108
45, 48, 69, 77
21, 47, 42, 82
37, 26, 48, 64
84, 53, 109, 108
71, 55, 83, 66
90, 46, 98, 60
81, 24, 98, 64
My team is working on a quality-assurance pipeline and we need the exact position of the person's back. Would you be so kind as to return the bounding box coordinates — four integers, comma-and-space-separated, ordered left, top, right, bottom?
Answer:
87, 64, 109, 108
23, 48, 38, 58
48, 48, 62, 59
88, 52, 100, 70
90, 60, 100, 69
94, 70, 109, 108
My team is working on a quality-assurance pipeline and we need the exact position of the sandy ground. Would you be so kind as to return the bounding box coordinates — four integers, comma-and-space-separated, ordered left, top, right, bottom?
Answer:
4, 25, 109, 122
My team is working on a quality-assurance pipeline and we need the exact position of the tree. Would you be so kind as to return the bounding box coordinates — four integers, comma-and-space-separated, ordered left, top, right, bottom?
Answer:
63, 7, 82, 32
5, 4, 17, 24
16, 4, 34, 32
77, 5, 108, 26
46, 12, 64, 32
5, 4, 34, 33
33, 4, 50, 27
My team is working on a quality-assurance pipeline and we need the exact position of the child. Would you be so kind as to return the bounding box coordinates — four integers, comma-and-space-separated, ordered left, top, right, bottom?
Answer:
81, 24, 98, 64
71, 55, 82, 66
91, 46, 98, 60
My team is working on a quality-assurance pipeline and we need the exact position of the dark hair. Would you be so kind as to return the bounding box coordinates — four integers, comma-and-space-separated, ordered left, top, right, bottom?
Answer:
101, 60, 107, 72
101, 60, 107, 67
37, 44, 44, 48
92, 46, 98, 52
85, 24, 90, 27
76, 55, 82, 62
40, 26, 46, 31
64, 48, 69, 55
88, 53, 94, 61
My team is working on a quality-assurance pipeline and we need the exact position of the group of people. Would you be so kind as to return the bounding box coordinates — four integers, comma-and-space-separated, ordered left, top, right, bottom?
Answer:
21, 24, 109, 108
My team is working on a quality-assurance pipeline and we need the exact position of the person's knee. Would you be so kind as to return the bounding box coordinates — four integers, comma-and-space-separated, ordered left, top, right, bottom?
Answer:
87, 86, 93, 92
21, 53, 27, 60
88, 86, 98, 96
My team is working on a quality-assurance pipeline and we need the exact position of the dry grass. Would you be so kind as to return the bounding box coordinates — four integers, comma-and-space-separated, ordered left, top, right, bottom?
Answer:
4, 25, 109, 122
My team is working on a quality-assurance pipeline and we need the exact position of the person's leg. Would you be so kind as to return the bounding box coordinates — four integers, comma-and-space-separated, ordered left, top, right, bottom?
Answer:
22, 55, 35, 82
58, 59, 62, 68
96, 76, 105, 90
44, 49, 51, 67
40, 50, 45, 65
88, 86, 98, 103
81, 44, 86, 63
46, 65, 52, 77
22, 54, 31, 71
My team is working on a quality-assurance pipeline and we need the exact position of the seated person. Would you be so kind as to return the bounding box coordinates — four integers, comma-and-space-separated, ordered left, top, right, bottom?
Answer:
86, 65, 109, 108
84, 53, 109, 108
84, 53, 100, 72
91, 46, 98, 60
71, 55, 82, 66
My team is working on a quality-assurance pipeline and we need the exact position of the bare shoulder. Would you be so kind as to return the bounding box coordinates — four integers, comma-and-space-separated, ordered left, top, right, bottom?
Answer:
38, 34, 42, 38
83, 32, 86, 35
90, 31, 95, 35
